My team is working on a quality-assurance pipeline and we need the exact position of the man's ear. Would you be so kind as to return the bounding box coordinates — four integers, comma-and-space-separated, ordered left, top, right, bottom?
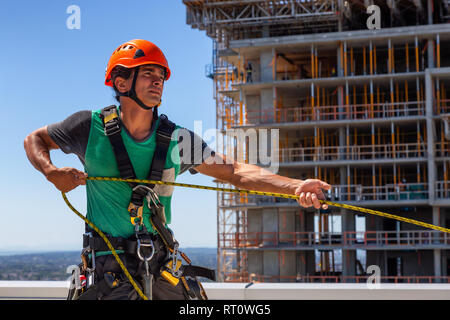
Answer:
114, 72, 133, 94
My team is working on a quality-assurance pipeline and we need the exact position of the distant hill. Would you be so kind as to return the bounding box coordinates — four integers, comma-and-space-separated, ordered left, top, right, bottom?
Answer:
0, 248, 217, 281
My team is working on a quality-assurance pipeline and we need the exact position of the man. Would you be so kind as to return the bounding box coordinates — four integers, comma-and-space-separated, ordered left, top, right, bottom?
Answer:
24, 39, 331, 300
245, 62, 253, 83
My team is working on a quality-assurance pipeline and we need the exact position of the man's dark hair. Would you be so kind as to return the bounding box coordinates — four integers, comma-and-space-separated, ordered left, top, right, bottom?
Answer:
110, 65, 133, 102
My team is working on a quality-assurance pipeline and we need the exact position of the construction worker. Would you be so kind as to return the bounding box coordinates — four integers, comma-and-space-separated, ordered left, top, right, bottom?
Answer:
245, 61, 253, 82
331, 66, 336, 77
23, 39, 331, 300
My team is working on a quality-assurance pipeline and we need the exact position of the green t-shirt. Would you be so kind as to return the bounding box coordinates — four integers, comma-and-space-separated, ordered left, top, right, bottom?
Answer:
84, 107, 182, 239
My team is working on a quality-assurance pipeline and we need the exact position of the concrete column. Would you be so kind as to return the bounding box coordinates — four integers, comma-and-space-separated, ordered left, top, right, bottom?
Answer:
244, 94, 261, 125
428, 39, 435, 69
279, 210, 295, 243
297, 209, 315, 231
433, 206, 441, 226
337, 43, 344, 129
260, 88, 273, 123
342, 209, 356, 278
248, 251, 263, 280
296, 210, 304, 233
259, 48, 276, 123
297, 251, 316, 280
247, 209, 263, 281
263, 251, 279, 281
443, 251, 448, 277
279, 251, 295, 282
434, 249, 442, 278
425, 70, 436, 204
296, 210, 315, 279
262, 208, 278, 246
337, 44, 343, 78
260, 49, 275, 82
433, 207, 442, 280
427, 0, 434, 25
342, 250, 357, 278
236, 210, 241, 275
337, 0, 344, 32
338, 78, 355, 276
339, 127, 346, 160
247, 209, 262, 233
342, 210, 355, 231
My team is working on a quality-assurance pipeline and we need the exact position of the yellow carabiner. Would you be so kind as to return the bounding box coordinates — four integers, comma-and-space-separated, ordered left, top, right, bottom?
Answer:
128, 203, 143, 226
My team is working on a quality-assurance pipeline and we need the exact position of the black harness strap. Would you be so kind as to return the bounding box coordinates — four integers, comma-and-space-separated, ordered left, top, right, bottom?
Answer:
147, 115, 174, 186
100, 105, 176, 242
99, 106, 136, 181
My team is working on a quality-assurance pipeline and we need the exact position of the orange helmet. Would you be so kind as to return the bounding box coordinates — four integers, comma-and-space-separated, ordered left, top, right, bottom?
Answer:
105, 39, 171, 87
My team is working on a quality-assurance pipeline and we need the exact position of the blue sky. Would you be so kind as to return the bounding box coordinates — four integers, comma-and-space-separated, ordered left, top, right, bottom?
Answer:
0, 1, 218, 251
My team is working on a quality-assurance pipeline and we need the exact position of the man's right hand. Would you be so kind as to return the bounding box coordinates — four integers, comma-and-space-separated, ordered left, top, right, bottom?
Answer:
45, 167, 88, 193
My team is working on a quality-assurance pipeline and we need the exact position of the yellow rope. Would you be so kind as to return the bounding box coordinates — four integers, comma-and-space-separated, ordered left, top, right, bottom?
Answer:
320, 201, 450, 233
61, 176, 450, 300
61, 192, 148, 300
86, 176, 450, 234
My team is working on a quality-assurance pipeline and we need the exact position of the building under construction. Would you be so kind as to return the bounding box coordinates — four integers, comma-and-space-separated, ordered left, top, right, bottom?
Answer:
183, 0, 450, 283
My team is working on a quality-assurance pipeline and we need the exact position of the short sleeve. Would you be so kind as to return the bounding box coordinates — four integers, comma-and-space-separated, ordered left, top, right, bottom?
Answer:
47, 110, 91, 164
177, 128, 215, 175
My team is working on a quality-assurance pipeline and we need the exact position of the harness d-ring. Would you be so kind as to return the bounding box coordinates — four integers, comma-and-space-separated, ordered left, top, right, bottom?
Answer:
136, 234, 155, 300
136, 237, 155, 262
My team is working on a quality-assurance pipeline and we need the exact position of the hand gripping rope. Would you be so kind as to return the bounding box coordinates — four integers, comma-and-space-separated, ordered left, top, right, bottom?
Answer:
61, 176, 450, 300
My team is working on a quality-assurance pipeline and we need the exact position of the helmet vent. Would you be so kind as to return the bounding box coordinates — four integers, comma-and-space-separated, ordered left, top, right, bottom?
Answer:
116, 45, 134, 53
133, 49, 146, 59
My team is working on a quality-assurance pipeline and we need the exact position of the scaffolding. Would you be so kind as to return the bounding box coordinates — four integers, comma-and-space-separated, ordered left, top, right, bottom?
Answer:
184, 0, 450, 283
184, 0, 340, 45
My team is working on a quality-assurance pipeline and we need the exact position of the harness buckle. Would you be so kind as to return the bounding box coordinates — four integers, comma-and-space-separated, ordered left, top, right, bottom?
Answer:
104, 121, 121, 136
128, 185, 151, 226
160, 259, 183, 286
128, 202, 143, 226
160, 241, 183, 286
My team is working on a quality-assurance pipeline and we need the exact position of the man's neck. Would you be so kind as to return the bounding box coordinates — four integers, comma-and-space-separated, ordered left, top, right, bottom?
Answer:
119, 99, 155, 140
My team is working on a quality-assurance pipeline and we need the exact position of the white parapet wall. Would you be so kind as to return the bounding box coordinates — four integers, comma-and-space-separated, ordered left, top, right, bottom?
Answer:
0, 281, 450, 300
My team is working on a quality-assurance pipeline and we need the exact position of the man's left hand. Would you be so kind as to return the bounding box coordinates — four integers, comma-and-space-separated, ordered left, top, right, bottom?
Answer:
294, 179, 331, 210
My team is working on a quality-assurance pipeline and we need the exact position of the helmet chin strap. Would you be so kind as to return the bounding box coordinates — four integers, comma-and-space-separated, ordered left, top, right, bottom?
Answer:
118, 66, 162, 111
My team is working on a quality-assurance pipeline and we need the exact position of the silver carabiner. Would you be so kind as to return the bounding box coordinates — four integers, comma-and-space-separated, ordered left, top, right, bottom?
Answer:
145, 188, 167, 225
145, 187, 160, 207
169, 242, 183, 278
82, 232, 96, 288
136, 237, 155, 262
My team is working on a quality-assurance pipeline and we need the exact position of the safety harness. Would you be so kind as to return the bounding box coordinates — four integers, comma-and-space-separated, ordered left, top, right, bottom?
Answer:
77, 105, 215, 300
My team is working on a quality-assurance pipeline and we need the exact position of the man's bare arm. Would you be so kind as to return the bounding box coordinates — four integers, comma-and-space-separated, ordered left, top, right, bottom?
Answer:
24, 126, 60, 176
193, 153, 330, 209
24, 126, 87, 192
